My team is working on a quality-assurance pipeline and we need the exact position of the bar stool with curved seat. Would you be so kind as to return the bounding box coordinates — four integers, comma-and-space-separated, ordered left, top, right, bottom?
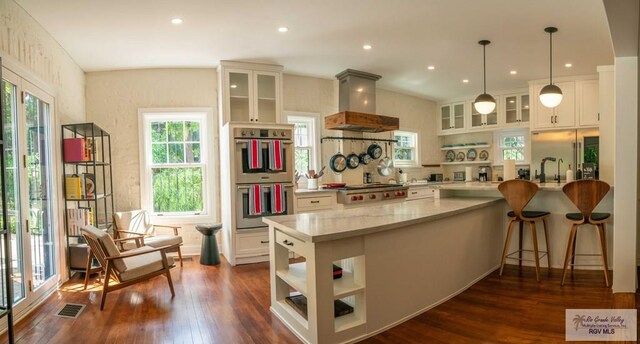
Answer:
561, 180, 611, 287
498, 180, 551, 282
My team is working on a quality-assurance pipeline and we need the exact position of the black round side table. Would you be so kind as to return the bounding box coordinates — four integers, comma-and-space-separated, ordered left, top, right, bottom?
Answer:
195, 224, 222, 265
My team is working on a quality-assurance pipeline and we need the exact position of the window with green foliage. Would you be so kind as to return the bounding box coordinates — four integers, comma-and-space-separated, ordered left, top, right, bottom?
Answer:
288, 114, 319, 174
141, 111, 209, 216
500, 135, 525, 162
393, 131, 419, 166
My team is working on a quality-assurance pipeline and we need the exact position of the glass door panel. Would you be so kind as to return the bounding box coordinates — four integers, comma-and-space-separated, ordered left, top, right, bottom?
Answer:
470, 103, 483, 128
520, 95, 530, 123
255, 73, 277, 123
228, 71, 251, 122
505, 96, 518, 124
1, 79, 25, 304
453, 103, 464, 129
486, 101, 498, 126
23, 92, 54, 290
440, 105, 450, 130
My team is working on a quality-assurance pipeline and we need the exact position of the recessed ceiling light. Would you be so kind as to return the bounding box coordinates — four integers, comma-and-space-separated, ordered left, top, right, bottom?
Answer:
427, 66, 435, 70
565, 63, 572, 68
462, 79, 469, 83
363, 44, 372, 50
230, 84, 237, 89
357, 88, 364, 92
510, 70, 517, 75
171, 18, 183, 25
278, 27, 288, 33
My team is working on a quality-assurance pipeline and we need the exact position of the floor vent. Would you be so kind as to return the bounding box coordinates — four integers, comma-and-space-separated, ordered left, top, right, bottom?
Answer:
54, 303, 85, 319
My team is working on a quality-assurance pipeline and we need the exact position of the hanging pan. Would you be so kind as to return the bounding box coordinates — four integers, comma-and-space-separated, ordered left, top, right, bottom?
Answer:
359, 141, 372, 165
377, 142, 394, 176
329, 152, 348, 174
367, 142, 383, 160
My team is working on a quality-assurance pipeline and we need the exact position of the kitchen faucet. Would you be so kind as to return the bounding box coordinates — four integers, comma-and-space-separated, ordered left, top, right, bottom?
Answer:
539, 157, 556, 183
556, 158, 563, 183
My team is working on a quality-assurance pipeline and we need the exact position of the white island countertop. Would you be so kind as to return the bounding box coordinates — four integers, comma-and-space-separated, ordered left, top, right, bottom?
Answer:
263, 197, 502, 243
428, 181, 567, 191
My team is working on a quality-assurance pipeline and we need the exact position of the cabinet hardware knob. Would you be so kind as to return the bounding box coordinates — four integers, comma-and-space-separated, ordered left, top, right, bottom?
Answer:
550, 116, 553, 124
598, 113, 600, 121
310, 201, 320, 204
555, 115, 558, 123
283, 239, 294, 246
260, 240, 269, 244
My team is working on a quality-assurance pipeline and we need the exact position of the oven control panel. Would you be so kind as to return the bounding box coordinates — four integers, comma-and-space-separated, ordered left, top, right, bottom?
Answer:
234, 127, 292, 140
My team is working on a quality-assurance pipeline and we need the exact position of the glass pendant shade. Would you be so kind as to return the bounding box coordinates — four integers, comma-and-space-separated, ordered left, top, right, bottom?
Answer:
539, 84, 563, 108
474, 93, 496, 114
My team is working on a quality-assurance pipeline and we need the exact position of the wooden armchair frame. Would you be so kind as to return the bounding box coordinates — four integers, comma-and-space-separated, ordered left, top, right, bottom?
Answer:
81, 227, 178, 310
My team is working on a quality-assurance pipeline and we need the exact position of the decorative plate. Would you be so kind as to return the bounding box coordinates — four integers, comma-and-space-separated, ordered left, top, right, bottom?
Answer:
456, 152, 465, 162
479, 150, 489, 161
466, 149, 477, 161
445, 150, 455, 162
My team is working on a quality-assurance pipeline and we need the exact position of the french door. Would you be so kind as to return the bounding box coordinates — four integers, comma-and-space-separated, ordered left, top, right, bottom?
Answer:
2, 67, 58, 314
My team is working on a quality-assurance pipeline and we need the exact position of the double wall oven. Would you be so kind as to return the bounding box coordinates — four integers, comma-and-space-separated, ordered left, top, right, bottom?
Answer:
234, 127, 294, 230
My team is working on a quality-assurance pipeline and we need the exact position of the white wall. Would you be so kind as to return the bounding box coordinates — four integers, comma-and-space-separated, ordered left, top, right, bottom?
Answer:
283, 74, 440, 185
85, 69, 219, 255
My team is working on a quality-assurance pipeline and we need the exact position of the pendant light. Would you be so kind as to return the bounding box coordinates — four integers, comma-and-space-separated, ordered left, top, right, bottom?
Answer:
539, 27, 563, 108
474, 40, 496, 115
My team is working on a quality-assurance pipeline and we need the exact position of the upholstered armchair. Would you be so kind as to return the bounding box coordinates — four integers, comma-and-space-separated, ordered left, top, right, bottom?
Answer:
113, 210, 184, 266
81, 225, 178, 310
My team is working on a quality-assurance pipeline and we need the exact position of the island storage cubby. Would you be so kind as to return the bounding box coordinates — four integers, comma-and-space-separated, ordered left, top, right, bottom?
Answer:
270, 228, 367, 343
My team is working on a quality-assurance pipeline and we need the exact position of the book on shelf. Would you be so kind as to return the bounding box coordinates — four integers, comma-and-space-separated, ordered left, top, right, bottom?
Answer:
284, 292, 354, 320
83, 173, 96, 199
65, 175, 82, 199
66, 208, 92, 236
63, 137, 94, 162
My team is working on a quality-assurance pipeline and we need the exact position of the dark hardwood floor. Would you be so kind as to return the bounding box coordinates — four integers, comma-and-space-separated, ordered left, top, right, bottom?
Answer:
2, 258, 631, 344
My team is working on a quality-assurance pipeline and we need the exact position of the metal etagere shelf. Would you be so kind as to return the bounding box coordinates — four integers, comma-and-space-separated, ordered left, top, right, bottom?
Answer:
61, 123, 115, 276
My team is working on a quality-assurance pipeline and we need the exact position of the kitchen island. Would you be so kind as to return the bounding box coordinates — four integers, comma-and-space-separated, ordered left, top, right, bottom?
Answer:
263, 197, 506, 344
429, 181, 614, 269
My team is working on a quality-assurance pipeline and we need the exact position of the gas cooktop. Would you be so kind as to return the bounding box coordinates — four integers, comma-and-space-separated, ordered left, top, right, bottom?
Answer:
339, 184, 405, 190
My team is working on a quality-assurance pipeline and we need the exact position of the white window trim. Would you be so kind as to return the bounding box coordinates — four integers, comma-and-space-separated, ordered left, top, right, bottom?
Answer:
286, 111, 321, 171
393, 130, 420, 167
494, 129, 530, 165
138, 108, 215, 224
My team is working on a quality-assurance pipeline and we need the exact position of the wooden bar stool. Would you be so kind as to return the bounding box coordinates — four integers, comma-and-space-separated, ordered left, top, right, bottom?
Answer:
498, 180, 551, 282
561, 180, 611, 287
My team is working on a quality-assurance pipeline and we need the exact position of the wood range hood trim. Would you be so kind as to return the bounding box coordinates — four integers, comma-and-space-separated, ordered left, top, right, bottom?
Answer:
324, 111, 400, 133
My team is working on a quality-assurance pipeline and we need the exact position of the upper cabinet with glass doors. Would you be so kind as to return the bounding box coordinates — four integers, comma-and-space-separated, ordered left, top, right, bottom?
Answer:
438, 102, 466, 134
501, 93, 530, 128
218, 61, 283, 126
468, 97, 499, 131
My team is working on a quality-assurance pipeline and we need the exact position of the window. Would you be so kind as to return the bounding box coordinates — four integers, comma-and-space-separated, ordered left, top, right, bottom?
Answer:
393, 130, 419, 166
287, 113, 320, 173
496, 130, 529, 164
139, 109, 212, 217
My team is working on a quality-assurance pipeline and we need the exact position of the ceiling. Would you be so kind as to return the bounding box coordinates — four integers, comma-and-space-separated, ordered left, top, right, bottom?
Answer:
15, 0, 613, 101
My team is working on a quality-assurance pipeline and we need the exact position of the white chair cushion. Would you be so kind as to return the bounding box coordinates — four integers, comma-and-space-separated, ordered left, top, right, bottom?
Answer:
144, 235, 183, 247
118, 246, 175, 282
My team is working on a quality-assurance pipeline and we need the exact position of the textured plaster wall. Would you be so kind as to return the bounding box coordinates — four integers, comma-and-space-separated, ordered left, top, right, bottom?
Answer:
85, 69, 218, 254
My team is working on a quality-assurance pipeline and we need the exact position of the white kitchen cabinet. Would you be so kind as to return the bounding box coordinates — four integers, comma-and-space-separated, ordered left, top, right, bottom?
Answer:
406, 185, 435, 200
468, 97, 499, 131
502, 93, 530, 127
531, 81, 575, 130
218, 61, 283, 126
294, 192, 337, 213
438, 102, 466, 134
577, 79, 599, 127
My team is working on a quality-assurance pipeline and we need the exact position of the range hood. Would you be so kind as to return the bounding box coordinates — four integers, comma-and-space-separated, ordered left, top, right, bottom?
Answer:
325, 69, 399, 133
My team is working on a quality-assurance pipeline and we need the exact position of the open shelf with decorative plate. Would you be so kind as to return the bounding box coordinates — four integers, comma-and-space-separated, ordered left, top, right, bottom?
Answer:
441, 160, 493, 166
61, 123, 115, 275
